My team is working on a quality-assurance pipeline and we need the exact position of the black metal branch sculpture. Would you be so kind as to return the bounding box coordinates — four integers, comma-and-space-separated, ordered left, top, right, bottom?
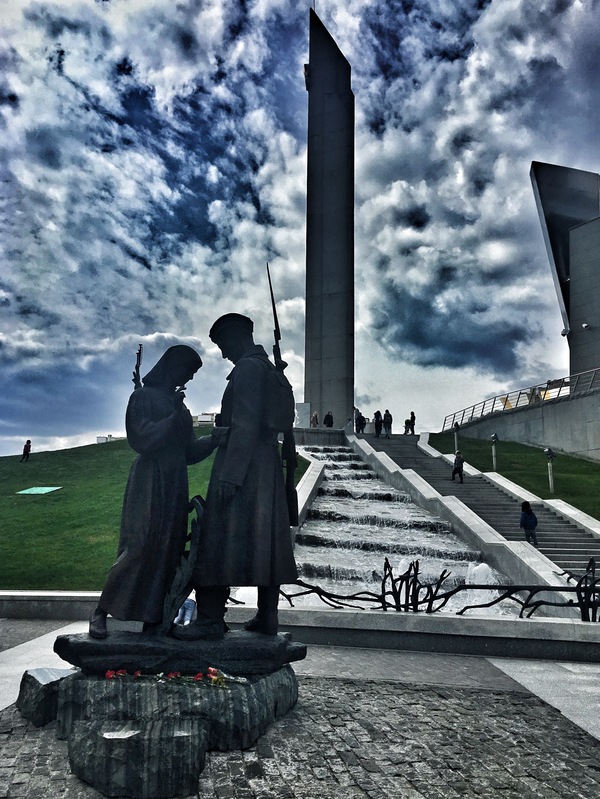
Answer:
277, 557, 600, 621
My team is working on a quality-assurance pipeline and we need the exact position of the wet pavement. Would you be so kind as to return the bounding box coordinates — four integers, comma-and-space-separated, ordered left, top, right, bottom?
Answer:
2, 619, 600, 798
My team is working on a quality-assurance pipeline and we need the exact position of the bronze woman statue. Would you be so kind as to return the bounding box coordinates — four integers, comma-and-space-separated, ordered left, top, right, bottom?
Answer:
89, 345, 224, 638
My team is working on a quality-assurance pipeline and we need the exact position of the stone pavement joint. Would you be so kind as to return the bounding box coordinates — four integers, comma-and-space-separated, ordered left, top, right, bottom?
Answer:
3, 673, 599, 798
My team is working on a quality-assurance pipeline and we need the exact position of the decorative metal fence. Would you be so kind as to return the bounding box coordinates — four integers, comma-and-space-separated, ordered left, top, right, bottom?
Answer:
442, 367, 600, 431
280, 558, 600, 621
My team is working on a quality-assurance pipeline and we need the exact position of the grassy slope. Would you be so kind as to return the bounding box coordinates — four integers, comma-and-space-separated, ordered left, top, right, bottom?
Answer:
0, 435, 216, 590
429, 432, 600, 520
1, 432, 307, 591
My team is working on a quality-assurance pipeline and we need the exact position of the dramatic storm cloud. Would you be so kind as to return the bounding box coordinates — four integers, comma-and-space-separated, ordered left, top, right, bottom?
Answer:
1, 0, 599, 454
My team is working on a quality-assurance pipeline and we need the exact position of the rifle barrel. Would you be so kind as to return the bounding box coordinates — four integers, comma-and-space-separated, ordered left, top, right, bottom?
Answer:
266, 263, 281, 342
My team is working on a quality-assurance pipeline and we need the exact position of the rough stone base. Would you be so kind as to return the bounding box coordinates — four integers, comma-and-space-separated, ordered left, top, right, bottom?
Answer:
68, 718, 208, 798
14, 665, 299, 798
16, 667, 77, 727
56, 666, 299, 749
18, 631, 304, 797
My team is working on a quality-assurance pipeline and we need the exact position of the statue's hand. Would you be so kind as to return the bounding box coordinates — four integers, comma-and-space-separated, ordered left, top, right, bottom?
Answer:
174, 390, 186, 408
217, 480, 237, 500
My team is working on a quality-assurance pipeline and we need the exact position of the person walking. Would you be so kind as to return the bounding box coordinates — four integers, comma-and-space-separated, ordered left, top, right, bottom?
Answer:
520, 501, 539, 547
323, 411, 334, 428
373, 410, 382, 438
383, 409, 393, 438
451, 450, 465, 483
20, 440, 31, 462
409, 411, 416, 435
175, 591, 196, 625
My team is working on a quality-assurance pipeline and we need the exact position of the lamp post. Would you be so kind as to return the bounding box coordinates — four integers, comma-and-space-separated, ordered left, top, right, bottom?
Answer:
453, 422, 460, 453
491, 433, 499, 471
544, 447, 555, 494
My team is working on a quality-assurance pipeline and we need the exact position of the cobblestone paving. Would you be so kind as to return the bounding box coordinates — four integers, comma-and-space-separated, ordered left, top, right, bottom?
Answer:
2, 675, 600, 798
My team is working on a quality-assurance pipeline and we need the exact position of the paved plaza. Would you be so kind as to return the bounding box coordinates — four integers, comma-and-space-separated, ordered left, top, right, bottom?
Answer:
2, 620, 600, 798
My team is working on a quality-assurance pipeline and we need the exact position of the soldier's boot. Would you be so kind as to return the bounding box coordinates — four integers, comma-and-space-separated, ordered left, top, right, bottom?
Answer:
89, 606, 108, 639
244, 586, 279, 635
172, 587, 229, 641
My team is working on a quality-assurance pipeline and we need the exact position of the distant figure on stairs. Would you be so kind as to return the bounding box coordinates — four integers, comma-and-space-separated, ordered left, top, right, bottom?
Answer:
373, 410, 382, 438
520, 501, 539, 548
451, 451, 465, 484
383, 409, 393, 438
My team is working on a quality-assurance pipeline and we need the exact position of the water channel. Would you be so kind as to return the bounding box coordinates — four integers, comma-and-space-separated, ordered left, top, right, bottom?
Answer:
281, 445, 516, 616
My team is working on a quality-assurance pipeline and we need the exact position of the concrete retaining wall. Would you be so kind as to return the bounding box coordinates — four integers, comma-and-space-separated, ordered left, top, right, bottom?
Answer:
293, 427, 347, 447
454, 389, 600, 462
269, 607, 600, 663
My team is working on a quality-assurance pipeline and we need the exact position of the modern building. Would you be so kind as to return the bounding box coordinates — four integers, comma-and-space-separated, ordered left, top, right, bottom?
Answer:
303, 9, 355, 429
531, 160, 600, 376
449, 162, 600, 461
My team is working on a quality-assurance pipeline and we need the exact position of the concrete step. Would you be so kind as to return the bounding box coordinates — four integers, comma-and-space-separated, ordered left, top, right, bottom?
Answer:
359, 433, 599, 578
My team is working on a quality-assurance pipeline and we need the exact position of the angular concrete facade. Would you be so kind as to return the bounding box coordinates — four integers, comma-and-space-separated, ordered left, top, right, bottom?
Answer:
570, 216, 600, 374
531, 161, 600, 375
303, 9, 355, 428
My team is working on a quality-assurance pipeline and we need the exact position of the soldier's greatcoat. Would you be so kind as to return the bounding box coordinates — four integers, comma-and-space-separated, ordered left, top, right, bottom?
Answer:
194, 345, 298, 587
99, 379, 214, 623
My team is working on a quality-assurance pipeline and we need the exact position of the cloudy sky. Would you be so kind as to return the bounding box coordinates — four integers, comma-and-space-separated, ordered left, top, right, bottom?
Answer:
1, 0, 599, 456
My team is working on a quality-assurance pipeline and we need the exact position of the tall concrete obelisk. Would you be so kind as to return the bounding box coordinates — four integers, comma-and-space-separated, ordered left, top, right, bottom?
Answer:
304, 9, 355, 428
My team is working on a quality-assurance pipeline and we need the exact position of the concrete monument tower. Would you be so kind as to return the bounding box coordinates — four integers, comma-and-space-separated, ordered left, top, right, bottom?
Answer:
303, 9, 355, 428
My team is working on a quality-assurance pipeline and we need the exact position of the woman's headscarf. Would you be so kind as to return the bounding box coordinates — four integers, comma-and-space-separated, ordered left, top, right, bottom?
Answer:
142, 345, 203, 388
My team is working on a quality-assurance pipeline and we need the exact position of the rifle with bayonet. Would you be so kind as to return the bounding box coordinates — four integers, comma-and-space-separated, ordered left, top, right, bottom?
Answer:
132, 344, 143, 390
267, 263, 299, 526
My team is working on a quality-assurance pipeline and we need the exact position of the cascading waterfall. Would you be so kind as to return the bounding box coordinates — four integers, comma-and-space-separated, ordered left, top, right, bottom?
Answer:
282, 445, 517, 615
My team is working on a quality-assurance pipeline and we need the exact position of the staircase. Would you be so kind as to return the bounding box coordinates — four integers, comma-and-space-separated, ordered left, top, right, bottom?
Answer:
362, 434, 600, 574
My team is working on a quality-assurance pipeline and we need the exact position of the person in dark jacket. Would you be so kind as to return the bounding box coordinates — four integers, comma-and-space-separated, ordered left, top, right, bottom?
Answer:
323, 411, 334, 428
89, 346, 224, 639
20, 440, 31, 462
176, 314, 298, 641
451, 450, 465, 483
373, 410, 382, 438
383, 409, 393, 438
520, 501, 539, 547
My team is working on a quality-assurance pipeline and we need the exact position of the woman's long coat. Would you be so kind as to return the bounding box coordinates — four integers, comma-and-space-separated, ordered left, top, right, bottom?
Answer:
99, 387, 214, 623
193, 346, 298, 587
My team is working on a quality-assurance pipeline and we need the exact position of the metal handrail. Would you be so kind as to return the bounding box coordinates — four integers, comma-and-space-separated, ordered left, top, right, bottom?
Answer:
442, 367, 600, 431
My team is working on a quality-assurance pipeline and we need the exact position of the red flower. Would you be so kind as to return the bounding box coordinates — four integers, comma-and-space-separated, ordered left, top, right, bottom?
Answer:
115, 669, 127, 677
133, 670, 142, 679
105, 670, 116, 679
193, 673, 204, 681
207, 667, 218, 676
166, 672, 181, 679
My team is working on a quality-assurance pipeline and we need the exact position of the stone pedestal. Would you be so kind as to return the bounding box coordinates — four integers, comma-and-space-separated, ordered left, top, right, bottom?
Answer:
53, 629, 306, 676
18, 630, 305, 798
60, 666, 298, 797
69, 719, 208, 798
57, 666, 299, 748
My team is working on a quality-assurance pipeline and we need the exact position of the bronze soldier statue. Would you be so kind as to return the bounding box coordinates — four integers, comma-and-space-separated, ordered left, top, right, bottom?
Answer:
175, 313, 298, 640
89, 345, 225, 639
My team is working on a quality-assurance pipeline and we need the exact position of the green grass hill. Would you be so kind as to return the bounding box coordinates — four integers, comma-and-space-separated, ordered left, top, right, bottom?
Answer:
0, 432, 217, 591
